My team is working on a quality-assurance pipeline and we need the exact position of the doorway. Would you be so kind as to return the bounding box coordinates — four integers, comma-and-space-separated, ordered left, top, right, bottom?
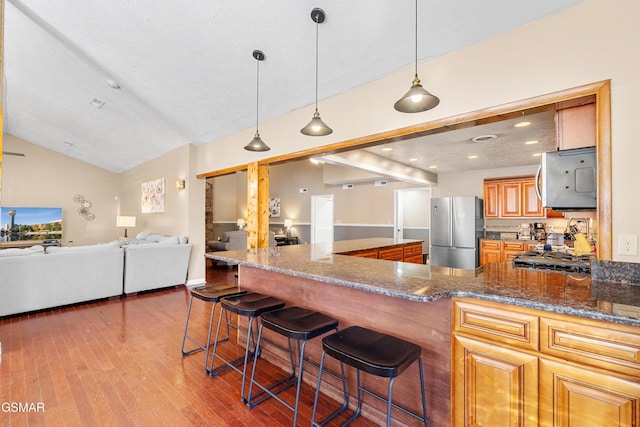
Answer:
395, 187, 431, 261
311, 194, 334, 245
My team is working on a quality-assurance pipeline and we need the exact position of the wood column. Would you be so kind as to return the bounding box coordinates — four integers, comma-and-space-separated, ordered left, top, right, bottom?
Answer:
246, 162, 270, 249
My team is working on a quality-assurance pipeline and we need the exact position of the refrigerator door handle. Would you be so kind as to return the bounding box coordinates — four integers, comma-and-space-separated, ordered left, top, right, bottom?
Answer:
450, 199, 455, 246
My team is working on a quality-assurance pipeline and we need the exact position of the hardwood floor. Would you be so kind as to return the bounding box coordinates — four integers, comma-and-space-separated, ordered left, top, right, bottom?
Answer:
0, 266, 380, 427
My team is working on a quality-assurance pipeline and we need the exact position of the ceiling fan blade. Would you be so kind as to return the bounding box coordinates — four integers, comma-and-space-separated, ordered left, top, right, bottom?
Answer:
1, 151, 26, 157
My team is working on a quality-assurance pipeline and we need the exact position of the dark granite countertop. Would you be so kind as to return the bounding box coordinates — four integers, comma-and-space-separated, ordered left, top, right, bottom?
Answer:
205, 241, 640, 328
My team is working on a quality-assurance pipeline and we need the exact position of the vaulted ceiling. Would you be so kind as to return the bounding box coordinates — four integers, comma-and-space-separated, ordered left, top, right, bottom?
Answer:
3, 0, 585, 172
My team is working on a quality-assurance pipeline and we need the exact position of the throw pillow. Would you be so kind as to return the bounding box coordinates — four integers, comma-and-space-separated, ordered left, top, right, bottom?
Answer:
0, 245, 45, 257
158, 235, 180, 245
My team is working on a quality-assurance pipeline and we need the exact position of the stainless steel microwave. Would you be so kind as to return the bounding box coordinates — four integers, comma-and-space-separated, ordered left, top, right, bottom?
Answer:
536, 146, 597, 211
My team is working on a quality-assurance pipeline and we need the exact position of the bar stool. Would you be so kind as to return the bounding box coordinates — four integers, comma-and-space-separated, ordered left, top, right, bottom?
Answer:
246, 306, 342, 426
181, 278, 246, 372
208, 292, 286, 402
311, 326, 428, 427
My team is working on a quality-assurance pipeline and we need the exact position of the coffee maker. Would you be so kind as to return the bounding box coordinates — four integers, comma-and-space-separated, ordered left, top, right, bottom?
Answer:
533, 222, 547, 241
518, 223, 532, 240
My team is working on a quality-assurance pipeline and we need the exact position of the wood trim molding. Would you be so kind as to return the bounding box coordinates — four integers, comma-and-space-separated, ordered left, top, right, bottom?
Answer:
198, 80, 612, 259
196, 164, 246, 179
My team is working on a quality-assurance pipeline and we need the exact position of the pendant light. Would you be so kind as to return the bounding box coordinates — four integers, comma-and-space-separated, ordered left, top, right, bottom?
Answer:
394, 0, 440, 113
244, 50, 271, 152
301, 8, 333, 136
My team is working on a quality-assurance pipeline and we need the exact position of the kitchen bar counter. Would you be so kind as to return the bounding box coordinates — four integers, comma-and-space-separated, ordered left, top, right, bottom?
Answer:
205, 241, 640, 327
205, 241, 640, 426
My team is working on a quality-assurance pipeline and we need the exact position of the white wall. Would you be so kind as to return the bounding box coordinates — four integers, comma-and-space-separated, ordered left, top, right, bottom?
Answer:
195, 0, 640, 262
118, 144, 205, 284
1, 135, 117, 246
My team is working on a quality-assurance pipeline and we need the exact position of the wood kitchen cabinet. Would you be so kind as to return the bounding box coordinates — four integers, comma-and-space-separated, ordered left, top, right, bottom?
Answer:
484, 176, 544, 218
480, 239, 537, 265
503, 241, 527, 262
556, 103, 597, 150
452, 298, 640, 427
483, 181, 500, 218
480, 240, 502, 265
522, 179, 544, 216
340, 241, 424, 264
453, 335, 539, 427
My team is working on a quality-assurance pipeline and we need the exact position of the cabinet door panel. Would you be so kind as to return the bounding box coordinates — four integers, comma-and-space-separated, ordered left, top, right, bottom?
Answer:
453, 335, 538, 427
484, 182, 500, 217
557, 103, 597, 150
501, 182, 522, 217
540, 358, 640, 427
378, 246, 403, 261
522, 179, 544, 217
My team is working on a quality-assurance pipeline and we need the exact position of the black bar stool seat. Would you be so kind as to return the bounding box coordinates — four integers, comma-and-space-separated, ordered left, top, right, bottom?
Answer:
208, 292, 286, 402
181, 280, 246, 372
221, 292, 286, 318
261, 306, 339, 340
322, 326, 420, 378
246, 307, 341, 426
312, 326, 428, 427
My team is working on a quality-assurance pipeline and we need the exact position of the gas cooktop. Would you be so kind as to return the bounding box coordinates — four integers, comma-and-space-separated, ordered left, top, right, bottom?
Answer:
512, 250, 595, 273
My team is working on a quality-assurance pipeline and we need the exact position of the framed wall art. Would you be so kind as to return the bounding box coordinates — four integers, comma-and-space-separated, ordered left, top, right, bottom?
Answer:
269, 197, 280, 218
141, 178, 165, 213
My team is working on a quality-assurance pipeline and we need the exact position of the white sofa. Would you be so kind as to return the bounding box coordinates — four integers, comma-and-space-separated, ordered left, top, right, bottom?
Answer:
0, 233, 192, 317
0, 243, 124, 317
123, 233, 192, 294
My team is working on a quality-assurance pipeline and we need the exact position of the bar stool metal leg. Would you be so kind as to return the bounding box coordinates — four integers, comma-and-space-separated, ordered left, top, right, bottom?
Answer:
311, 351, 349, 427
311, 326, 428, 427
181, 279, 245, 372
245, 306, 342, 426
206, 293, 286, 402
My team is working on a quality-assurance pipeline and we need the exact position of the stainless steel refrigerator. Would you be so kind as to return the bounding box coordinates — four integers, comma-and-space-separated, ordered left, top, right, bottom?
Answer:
430, 196, 484, 269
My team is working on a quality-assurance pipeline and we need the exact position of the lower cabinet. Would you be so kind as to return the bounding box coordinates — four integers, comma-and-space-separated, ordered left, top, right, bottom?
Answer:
452, 298, 640, 427
453, 335, 539, 427
539, 358, 640, 426
340, 241, 424, 264
480, 239, 538, 265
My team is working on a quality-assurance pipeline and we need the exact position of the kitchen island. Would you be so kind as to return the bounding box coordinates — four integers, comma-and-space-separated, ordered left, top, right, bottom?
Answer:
205, 241, 640, 427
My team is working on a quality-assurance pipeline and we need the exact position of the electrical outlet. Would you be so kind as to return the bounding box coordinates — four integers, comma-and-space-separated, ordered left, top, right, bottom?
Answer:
618, 234, 638, 256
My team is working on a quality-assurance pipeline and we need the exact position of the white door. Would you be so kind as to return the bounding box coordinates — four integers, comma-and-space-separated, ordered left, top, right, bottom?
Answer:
394, 190, 405, 240
311, 194, 334, 245
394, 188, 431, 238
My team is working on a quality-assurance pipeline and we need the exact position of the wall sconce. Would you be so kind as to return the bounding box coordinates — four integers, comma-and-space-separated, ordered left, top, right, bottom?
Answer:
237, 218, 245, 230
116, 215, 137, 238
284, 218, 293, 238
176, 179, 186, 189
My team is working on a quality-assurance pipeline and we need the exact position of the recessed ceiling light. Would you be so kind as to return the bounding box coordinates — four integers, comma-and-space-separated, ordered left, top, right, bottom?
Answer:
310, 158, 324, 164
532, 153, 542, 157
471, 134, 497, 143
409, 157, 418, 162
429, 165, 438, 169
468, 155, 479, 159
89, 97, 105, 109
525, 140, 540, 145
514, 121, 532, 128
381, 147, 393, 152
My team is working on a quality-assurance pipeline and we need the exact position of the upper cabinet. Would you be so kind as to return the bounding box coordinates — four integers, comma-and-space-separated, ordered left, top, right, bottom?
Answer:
556, 103, 597, 150
484, 176, 544, 218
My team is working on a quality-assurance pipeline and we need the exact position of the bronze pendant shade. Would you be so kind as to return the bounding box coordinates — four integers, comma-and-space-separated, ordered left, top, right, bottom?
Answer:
301, 8, 333, 136
244, 50, 271, 152
394, 0, 439, 113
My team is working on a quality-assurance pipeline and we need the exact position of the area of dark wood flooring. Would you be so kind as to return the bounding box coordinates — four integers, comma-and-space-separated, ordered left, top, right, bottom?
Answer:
0, 266, 381, 426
